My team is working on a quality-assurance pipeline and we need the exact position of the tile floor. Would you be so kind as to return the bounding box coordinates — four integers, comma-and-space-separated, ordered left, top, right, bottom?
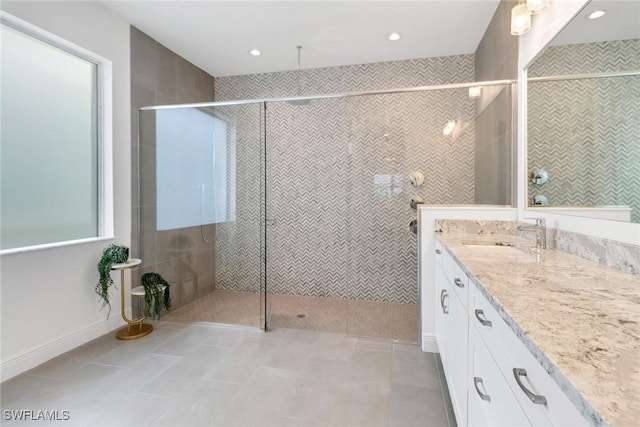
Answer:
164, 290, 262, 328
164, 290, 418, 343
1, 322, 455, 427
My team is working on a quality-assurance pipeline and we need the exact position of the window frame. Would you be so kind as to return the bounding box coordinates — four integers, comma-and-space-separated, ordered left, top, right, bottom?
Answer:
0, 11, 113, 255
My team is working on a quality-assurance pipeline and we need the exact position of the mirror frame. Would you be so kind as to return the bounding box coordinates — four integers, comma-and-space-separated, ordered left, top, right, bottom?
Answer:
517, 0, 640, 246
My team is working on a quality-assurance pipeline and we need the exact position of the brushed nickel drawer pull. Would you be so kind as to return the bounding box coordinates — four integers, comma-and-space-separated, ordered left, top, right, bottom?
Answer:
473, 377, 491, 402
475, 309, 492, 327
513, 368, 547, 405
454, 278, 465, 288
440, 290, 449, 314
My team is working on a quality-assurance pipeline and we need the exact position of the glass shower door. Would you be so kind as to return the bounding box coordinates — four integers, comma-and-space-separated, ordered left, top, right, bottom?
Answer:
264, 98, 349, 333
136, 102, 268, 328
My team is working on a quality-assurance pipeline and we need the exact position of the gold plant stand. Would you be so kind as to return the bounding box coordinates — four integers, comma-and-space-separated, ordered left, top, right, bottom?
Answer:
111, 259, 153, 340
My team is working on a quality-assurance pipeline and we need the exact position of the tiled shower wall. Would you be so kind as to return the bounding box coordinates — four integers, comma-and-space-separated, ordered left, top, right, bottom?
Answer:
130, 27, 217, 310
215, 56, 476, 303
528, 39, 640, 222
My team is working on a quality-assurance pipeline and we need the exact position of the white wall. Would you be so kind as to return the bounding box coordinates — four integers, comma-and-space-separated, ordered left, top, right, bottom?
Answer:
516, 0, 640, 246
0, 1, 131, 380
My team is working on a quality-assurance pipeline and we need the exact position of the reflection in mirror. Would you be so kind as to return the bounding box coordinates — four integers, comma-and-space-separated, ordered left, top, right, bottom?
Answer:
526, 0, 640, 223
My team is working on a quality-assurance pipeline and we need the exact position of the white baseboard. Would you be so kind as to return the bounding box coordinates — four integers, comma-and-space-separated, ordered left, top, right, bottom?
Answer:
421, 333, 439, 353
1, 311, 128, 382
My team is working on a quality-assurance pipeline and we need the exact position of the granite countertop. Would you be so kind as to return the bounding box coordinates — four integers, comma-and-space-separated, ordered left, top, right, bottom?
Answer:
436, 232, 640, 427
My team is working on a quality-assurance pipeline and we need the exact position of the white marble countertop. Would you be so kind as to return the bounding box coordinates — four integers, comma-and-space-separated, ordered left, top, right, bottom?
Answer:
436, 232, 640, 427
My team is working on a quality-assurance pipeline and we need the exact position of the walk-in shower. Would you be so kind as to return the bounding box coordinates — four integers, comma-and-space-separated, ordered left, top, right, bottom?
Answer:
136, 80, 514, 343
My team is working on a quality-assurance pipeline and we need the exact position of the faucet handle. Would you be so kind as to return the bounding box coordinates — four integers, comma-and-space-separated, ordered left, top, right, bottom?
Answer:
524, 217, 545, 227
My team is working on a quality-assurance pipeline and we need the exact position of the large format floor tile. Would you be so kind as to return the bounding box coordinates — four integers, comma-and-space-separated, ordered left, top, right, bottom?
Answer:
1, 323, 454, 427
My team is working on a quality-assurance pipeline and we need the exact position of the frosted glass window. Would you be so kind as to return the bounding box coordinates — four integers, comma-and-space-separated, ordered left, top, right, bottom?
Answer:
156, 108, 234, 230
0, 23, 99, 250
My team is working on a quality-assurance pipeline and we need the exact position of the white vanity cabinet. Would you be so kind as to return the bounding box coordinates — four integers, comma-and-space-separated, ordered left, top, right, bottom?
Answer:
470, 287, 587, 427
436, 262, 450, 368
435, 240, 450, 369
435, 243, 468, 425
468, 323, 530, 427
435, 239, 589, 427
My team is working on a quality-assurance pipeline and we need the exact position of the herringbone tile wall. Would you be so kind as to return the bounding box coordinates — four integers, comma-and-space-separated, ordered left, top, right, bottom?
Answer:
528, 40, 640, 223
216, 55, 474, 100
528, 39, 640, 77
215, 56, 477, 303
209, 104, 265, 298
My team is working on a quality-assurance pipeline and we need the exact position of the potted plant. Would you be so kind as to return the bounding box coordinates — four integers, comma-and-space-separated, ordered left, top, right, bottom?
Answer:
95, 243, 129, 317
95, 244, 172, 321
140, 272, 172, 319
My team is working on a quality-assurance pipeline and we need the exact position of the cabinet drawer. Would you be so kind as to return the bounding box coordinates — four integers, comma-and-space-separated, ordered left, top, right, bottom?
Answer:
471, 285, 587, 426
445, 250, 469, 309
449, 293, 468, 426
500, 324, 587, 426
470, 285, 508, 363
469, 325, 530, 427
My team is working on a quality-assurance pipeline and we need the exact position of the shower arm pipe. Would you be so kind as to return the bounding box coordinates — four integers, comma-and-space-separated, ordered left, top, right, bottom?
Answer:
138, 78, 517, 111
296, 45, 303, 94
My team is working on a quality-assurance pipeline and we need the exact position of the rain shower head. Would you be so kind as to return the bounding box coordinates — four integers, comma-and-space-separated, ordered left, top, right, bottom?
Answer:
287, 45, 311, 106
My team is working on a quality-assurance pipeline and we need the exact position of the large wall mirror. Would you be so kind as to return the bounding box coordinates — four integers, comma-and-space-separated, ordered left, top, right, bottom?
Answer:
526, 0, 640, 223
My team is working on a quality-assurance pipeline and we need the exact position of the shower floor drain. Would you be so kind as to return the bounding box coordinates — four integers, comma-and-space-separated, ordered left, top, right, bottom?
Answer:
296, 314, 306, 319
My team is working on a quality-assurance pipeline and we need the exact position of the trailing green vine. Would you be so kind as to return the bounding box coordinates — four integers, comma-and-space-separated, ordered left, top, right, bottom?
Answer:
141, 273, 172, 320
95, 244, 129, 317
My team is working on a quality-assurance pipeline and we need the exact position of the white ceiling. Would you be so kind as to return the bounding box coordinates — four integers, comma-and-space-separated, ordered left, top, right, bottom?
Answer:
100, 0, 501, 77
551, 0, 640, 46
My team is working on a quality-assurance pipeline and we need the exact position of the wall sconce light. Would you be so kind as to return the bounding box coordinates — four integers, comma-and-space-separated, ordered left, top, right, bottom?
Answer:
526, 0, 549, 15
511, 1, 532, 35
468, 87, 482, 99
443, 120, 458, 136
512, 0, 551, 36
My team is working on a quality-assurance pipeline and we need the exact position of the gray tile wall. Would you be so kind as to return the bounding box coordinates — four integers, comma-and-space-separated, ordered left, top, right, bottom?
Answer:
207, 103, 265, 304
527, 40, 640, 222
216, 56, 476, 303
216, 55, 475, 100
131, 27, 217, 310
528, 39, 640, 77
474, 0, 518, 82
473, 0, 518, 205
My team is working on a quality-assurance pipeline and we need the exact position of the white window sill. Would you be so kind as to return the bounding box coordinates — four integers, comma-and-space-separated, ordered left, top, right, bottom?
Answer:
0, 236, 116, 256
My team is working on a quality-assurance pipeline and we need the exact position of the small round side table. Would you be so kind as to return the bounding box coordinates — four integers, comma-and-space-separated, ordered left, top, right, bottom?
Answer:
110, 259, 153, 340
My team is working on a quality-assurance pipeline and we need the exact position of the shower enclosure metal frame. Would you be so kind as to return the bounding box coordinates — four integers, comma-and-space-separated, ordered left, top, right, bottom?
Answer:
137, 78, 516, 340
140, 79, 515, 111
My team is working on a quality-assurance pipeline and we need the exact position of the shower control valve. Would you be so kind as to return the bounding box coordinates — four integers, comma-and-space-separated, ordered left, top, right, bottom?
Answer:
410, 196, 424, 209
408, 172, 424, 187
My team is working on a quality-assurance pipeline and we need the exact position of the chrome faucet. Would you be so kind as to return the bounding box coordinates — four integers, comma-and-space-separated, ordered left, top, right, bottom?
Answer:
517, 218, 547, 249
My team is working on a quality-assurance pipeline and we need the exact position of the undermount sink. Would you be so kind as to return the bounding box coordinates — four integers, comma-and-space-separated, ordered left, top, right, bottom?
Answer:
461, 241, 538, 256
461, 240, 516, 248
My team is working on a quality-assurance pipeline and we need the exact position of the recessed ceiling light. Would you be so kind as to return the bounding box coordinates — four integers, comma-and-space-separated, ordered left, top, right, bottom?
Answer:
388, 33, 401, 41
587, 10, 606, 20
249, 49, 262, 56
